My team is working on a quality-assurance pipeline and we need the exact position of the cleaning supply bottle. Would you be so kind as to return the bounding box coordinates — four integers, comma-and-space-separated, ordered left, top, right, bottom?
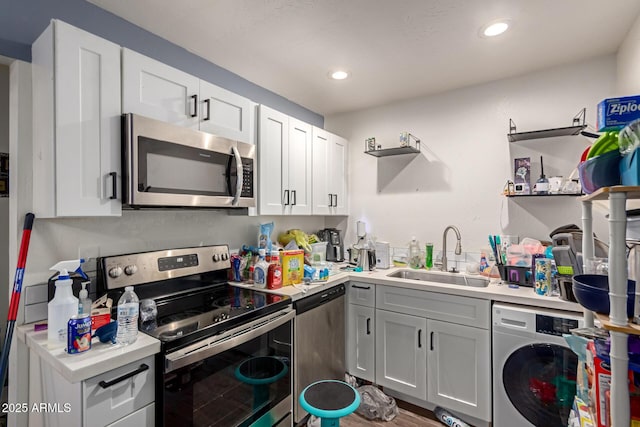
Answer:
116, 286, 139, 346
48, 260, 84, 349
253, 249, 269, 289
267, 250, 283, 289
409, 236, 422, 269
78, 281, 92, 315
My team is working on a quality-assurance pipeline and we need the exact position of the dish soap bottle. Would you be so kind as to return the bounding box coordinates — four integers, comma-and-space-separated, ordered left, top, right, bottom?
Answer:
253, 249, 269, 289
78, 281, 92, 316
536, 155, 549, 195
267, 250, 283, 289
47, 260, 83, 349
409, 236, 422, 269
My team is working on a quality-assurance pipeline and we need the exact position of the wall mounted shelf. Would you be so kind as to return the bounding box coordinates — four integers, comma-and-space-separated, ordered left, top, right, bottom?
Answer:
365, 133, 420, 157
508, 108, 587, 142
505, 193, 584, 198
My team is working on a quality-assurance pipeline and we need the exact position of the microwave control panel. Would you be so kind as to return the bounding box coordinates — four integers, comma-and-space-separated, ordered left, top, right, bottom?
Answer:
241, 159, 254, 197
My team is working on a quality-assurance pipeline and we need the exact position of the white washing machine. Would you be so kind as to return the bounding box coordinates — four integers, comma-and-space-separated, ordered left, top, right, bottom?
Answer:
492, 303, 583, 427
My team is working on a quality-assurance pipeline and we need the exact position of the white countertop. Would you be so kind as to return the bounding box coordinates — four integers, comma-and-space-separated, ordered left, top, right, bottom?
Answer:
231, 265, 585, 313
16, 323, 161, 384
18, 265, 583, 384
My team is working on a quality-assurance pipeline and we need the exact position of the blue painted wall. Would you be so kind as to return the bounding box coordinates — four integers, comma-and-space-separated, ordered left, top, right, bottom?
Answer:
0, 0, 324, 126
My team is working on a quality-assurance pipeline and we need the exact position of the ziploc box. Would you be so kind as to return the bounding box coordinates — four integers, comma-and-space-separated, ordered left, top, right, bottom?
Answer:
281, 250, 304, 286
597, 95, 640, 131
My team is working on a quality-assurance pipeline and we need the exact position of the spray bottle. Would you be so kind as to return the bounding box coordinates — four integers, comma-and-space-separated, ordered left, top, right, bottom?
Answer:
47, 260, 85, 349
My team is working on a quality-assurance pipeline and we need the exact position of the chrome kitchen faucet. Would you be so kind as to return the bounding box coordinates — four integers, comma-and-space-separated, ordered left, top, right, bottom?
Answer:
441, 225, 462, 272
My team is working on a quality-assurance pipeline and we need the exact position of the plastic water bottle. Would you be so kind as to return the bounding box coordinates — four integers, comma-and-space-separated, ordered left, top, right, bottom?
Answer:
434, 407, 471, 427
116, 286, 139, 346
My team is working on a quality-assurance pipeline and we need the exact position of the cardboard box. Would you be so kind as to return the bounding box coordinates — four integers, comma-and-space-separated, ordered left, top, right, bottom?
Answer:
597, 95, 640, 131
281, 250, 304, 286
91, 307, 111, 331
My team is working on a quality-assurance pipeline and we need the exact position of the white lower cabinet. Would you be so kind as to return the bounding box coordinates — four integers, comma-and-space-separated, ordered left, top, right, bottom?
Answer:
32, 353, 155, 427
347, 304, 375, 381
107, 403, 155, 427
345, 283, 492, 423
375, 309, 427, 400
83, 356, 155, 426
427, 319, 491, 421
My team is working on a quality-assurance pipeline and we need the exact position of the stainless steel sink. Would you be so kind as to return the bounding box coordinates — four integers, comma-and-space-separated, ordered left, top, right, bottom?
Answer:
386, 269, 489, 287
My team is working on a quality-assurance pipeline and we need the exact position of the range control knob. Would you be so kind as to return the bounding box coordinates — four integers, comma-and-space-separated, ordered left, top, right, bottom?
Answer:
212, 254, 220, 262
124, 265, 138, 275
221, 253, 229, 261
108, 266, 123, 278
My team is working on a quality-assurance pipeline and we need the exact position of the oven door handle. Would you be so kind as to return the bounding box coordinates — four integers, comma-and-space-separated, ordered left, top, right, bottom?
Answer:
165, 309, 294, 373
230, 145, 243, 207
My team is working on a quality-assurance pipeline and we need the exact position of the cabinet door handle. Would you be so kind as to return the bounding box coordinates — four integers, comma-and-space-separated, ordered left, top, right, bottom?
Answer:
190, 94, 198, 118
109, 172, 117, 200
203, 98, 211, 121
98, 363, 149, 389
366, 318, 371, 335
291, 190, 297, 206
328, 193, 332, 207
333, 194, 338, 207
418, 329, 422, 348
283, 190, 290, 206
430, 331, 434, 351
351, 285, 370, 290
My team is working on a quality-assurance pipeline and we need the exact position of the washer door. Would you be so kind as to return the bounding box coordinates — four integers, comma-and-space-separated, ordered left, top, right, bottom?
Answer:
503, 343, 577, 427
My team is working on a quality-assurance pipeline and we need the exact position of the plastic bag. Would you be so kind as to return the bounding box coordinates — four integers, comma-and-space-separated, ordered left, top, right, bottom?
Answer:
355, 385, 398, 421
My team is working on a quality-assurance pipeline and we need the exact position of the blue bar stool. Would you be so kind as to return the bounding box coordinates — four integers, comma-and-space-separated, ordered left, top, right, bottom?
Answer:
299, 380, 361, 427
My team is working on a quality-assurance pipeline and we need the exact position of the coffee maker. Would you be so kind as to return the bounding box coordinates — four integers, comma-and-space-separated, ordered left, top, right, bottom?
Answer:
318, 228, 344, 262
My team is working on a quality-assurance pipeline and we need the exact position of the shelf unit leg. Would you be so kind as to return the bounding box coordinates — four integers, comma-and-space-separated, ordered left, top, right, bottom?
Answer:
608, 192, 630, 427
608, 193, 628, 326
581, 200, 595, 327
609, 330, 630, 427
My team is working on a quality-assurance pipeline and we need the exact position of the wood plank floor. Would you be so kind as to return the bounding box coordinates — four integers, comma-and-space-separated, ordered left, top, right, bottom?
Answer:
341, 407, 444, 427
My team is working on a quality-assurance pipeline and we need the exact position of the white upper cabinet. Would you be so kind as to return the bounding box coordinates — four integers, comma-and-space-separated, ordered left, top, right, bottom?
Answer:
32, 19, 122, 217
258, 105, 312, 215
312, 127, 348, 215
121, 48, 199, 129
199, 80, 254, 143
122, 48, 254, 144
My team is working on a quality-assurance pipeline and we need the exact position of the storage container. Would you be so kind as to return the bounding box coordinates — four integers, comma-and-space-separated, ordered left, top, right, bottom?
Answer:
577, 149, 621, 194
281, 250, 304, 286
597, 95, 640, 131
620, 146, 640, 186
310, 242, 327, 265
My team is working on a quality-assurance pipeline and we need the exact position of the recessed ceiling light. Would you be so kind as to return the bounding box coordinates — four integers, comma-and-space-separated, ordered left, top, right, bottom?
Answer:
482, 21, 509, 37
330, 70, 350, 80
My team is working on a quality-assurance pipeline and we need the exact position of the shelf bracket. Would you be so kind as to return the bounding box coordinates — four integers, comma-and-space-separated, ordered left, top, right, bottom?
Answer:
573, 108, 586, 127
509, 119, 517, 135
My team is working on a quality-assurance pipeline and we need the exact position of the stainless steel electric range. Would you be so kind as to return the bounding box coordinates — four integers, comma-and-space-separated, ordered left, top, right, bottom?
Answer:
97, 245, 294, 427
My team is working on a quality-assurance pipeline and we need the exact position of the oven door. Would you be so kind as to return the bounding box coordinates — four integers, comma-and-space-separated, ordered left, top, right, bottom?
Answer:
162, 309, 294, 427
123, 113, 255, 208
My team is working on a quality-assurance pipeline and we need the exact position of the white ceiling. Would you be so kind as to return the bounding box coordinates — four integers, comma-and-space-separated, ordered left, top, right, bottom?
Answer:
88, 0, 640, 116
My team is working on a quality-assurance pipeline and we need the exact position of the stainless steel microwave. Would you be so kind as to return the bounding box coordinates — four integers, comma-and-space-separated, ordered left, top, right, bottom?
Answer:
122, 113, 255, 209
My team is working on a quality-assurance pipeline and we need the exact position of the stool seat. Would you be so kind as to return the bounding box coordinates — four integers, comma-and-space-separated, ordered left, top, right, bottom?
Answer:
300, 380, 360, 427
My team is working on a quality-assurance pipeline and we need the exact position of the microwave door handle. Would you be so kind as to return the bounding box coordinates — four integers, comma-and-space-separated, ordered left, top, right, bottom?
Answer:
231, 145, 243, 206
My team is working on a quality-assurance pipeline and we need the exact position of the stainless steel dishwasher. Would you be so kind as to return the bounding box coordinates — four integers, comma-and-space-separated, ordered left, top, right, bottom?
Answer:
293, 283, 346, 423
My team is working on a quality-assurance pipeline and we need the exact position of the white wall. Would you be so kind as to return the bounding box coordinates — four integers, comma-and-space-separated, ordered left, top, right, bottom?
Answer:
617, 12, 640, 94
326, 56, 616, 256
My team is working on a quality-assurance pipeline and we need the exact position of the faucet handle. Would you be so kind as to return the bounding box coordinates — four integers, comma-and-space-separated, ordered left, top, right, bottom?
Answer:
449, 266, 459, 273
